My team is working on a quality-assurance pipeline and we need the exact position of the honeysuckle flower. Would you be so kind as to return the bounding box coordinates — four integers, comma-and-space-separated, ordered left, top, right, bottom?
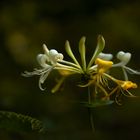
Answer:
22, 44, 64, 90
95, 58, 113, 74
94, 58, 113, 94
79, 58, 114, 99
85, 55, 138, 103
23, 35, 106, 90
111, 80, 137, 105
102, 72, 137, 104
54, 35, 105, 92
23, 35, 139, 105
113, 51, 140, 80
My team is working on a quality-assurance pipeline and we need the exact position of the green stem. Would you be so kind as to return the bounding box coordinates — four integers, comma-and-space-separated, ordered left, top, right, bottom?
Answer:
88, 87, 95, 134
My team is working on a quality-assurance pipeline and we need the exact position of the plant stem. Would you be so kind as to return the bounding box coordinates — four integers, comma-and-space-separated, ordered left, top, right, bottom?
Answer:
88, 87, 95, 134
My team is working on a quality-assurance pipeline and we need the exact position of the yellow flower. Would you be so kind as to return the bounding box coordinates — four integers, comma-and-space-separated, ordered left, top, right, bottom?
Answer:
104, 79, 137, 104
95, 58, 113, 74
79, 58, 114, 98
115, 80, 137, 104
118, 80, 137, 90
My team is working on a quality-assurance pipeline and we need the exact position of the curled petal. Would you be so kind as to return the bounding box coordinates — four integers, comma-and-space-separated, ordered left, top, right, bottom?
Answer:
22, 69, 43, 77
39, 67, 53, 90
22, 66, 53, 90
37, 54, 50, 68
49, 49, 64, 64
55, 53, 64, 61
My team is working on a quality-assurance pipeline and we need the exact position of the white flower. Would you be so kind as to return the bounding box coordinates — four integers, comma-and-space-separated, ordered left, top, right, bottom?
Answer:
22, 44, 64, 90
113, 51, 140, 80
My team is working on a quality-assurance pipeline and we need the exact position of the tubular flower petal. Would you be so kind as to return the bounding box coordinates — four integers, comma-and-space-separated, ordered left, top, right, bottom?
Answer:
87, 35, 105, 69
95, 58, 113, 74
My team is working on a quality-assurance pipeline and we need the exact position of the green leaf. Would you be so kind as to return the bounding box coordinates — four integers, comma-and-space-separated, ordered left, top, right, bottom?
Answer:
0, 111, 47, 134
87, 35, 105, 69
80, 100, 114, 108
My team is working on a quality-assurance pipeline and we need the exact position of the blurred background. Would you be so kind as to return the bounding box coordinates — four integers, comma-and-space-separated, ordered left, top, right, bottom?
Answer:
0, 0, 140, 140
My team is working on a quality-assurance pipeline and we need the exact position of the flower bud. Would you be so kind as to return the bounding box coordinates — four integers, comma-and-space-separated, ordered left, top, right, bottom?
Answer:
117, 51, 131, 64
98, 52, 113, 60
55, 53, 64, 61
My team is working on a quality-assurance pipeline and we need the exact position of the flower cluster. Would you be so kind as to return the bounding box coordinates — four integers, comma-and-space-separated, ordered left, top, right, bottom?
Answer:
23, 35, 140, 105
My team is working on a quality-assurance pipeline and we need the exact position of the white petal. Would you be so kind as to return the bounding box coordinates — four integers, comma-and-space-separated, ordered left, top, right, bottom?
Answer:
98, 52, 113, 60
48, 49, 59, 63
43, 44, 49, 55
117, 51, 131, 65
39, 67, 53, 90
113, 51, 131, 67
121, 53, 131, 63
55, 53, 64, 61
37, 54, 50, 68
49, 49, 58, 57
22, 69, 43, 77
116, 51, 125, 60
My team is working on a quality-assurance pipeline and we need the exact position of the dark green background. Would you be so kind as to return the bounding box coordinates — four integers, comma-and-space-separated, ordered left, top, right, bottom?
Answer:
0, 0, 140, 139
